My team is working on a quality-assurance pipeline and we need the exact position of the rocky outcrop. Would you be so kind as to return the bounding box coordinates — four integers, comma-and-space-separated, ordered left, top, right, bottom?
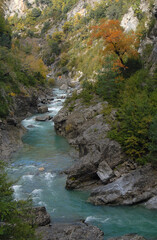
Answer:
108, 234, 147, 240
36, 221, 104, 240
54, 97, 157, 207
89, 165, 157, 205
121, 7, 139, 32
54, 98, 126, 190
0, 87, 52, 161
33, 206, 104, 240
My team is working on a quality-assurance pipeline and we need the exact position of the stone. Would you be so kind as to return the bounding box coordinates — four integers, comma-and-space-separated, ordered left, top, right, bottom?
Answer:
108, 234, 147, 240
37, 106, 48, 114
36, 221, 104, 240
97, 161, 114, 183
36, 115, 50, 121
6, 117, 17, 126
31, 207, 51, 226
143, 196, 157, 209
27, 125, 35, 128
60, 84, 68, 90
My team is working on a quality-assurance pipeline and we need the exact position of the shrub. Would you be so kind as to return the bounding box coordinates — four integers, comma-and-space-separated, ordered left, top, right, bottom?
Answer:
47, 77, 55, 86
31, 8, 41, 18
0, 160, 37, 240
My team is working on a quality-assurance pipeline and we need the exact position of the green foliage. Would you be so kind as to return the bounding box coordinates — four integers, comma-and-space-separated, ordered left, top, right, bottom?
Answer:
95, 57, 121, 104
0, 160, 37, 240
41, 21, 50, 35
80, 81, 95, 104
31, 8, 41, 18
0, 95, 9, 118
109, 70, 157, 162
48, 39, 61, 55
63, 21, 73, 33
0, 13, 12, 48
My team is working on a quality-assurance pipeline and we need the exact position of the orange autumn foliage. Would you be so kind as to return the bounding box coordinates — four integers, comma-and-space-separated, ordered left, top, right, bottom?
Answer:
90, 19, 139, 69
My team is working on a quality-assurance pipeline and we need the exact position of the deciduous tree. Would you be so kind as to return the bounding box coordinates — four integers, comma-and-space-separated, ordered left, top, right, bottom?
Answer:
90, 19, 139, 69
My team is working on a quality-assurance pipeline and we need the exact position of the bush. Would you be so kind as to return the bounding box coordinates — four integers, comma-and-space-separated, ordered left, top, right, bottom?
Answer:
0, 95, 9, 118
95, 58, 121, 104
41, 21, 50, 35
48, 39, 61, 55
31, 8, 41, 18
80, 81, 95, 104
109, 70, 157, 162
0, 160, 37, 240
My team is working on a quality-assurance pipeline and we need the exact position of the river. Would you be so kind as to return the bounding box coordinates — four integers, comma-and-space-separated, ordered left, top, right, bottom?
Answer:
7, 88, 157, 240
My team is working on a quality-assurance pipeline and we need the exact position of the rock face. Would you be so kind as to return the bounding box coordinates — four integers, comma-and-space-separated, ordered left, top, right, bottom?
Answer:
54, 97, 157, 207
89, 165, 157, 205
54, 98, 126, 190
121, 7, 139, 32
36, 222, 104, 240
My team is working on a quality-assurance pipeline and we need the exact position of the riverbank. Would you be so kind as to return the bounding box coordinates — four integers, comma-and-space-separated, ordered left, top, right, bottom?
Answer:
0, 86, 53, 161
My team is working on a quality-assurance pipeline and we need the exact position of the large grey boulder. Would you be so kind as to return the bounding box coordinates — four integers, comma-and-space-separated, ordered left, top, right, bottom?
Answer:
35, 115, 50, 121
36, 221, 104, 240
37, 105, 48, 114
31, 206, 51, 226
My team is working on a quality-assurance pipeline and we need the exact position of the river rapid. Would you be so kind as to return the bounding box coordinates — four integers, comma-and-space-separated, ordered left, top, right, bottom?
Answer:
8, 88, 157, 240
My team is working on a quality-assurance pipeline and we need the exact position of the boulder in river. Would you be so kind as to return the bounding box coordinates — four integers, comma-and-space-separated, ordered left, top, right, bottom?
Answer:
27, 125, 35, 128
36, 221, 104, 240
60, 84, 68, 90
32, 207, 51, 226
36, 115, 50, 121
37, 106, 48, 114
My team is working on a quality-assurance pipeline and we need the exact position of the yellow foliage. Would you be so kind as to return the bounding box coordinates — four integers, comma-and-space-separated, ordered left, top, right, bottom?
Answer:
9, 92, 16, 97
24, 55, 48, 78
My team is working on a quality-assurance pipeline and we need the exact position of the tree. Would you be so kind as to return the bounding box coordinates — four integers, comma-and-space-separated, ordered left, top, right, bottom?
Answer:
90, 19, 139, 70
0, 160, 37, 240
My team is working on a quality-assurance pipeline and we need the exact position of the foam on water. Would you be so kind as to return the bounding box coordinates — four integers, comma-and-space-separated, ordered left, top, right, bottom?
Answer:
44, 172, 56, 180
12, 185, 22, 200
22, 175, 34, 181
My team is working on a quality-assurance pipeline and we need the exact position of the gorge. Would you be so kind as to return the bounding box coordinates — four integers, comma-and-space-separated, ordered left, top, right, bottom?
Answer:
0, 0, 157, 239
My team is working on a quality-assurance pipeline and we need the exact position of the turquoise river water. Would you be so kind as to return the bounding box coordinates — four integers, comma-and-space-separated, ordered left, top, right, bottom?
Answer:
8, 88, 157, 240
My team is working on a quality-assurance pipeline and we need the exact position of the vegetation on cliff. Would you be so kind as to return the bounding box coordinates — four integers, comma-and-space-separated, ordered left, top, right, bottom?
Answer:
0, 5, 48, 118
